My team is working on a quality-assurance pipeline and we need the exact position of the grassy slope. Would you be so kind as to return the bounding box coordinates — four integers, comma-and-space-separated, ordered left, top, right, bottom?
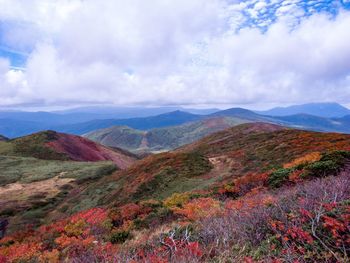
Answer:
60, 151, 213, 211
84, 117, 249, 153
84, 126, 146, 152
0, 156, 116, 186
0, 155, 117, 231
74, 123, 350, 210
179, 122, 350, 172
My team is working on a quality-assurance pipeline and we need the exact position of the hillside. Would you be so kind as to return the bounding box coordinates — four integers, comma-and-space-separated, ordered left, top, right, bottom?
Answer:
0, 131, 137, 234
1, 123, 350, 262
84, 117, 249, 153
0, 156, 117, 229
93, 123, 350, 205
210, 107, 272, 121
0, 130, 137, 169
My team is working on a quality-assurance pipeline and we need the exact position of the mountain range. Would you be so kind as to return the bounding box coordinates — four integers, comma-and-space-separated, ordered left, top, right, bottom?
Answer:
2, 102, 350, 139
257, 102, 350, 118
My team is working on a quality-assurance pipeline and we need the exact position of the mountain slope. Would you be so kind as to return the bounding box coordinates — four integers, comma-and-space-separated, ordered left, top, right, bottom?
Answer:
83, 123, 350, 207
2, 123, 350, 262
257, 102, 350, 118
84, 117, 250, 153
0, 135, 8, 141
210, 107, 275, 121
0, 131, 137, 169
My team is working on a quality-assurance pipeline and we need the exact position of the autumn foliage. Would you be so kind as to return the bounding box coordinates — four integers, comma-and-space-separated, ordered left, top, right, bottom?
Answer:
1, 125, 350, 262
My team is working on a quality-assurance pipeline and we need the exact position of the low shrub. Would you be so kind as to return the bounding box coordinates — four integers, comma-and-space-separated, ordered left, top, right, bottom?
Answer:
110, 230, 131, 244
303, 160, 338, 178
267, 168, 294, 188
303, 150, 350, 178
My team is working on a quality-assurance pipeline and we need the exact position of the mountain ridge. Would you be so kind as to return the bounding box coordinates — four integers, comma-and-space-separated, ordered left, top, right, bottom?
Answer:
257, 102, 350, 118
2, 102, 350, 138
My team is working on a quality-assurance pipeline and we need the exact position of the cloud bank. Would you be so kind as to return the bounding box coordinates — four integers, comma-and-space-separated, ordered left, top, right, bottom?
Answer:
0, 0, 350, 108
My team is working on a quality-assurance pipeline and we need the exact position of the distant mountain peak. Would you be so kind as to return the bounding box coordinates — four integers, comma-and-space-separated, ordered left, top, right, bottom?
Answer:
158, 110, 197, 117
0, 134, 8, 141
258, 102, 350, 118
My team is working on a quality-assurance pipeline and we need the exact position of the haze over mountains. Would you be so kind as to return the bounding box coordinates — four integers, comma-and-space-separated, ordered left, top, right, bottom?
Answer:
256, 102, 350, 118
2, 102, 350, 139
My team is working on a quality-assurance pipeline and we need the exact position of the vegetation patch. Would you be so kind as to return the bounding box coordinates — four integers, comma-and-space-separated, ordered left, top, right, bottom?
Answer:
110, 230, 131, 244
268, 168, 294, 188
303, 150, 350, 178
12, 131, 69, 160
0, 156, 117, 186
132, 152, 212, 200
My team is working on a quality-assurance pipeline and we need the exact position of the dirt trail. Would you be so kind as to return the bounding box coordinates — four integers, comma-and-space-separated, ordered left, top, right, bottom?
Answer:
0, 175, 74, 201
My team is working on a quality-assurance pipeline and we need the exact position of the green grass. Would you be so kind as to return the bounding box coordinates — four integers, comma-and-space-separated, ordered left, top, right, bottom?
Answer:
0, 155, 118, 231
0, 141, 14, 155
0, 155, 117, 186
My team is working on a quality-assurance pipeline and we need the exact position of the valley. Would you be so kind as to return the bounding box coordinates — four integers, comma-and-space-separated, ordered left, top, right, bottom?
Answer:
84, 117, 248, 154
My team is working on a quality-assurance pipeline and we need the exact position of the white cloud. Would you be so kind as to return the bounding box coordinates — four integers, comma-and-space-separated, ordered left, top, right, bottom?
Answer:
0, 0, 350, 108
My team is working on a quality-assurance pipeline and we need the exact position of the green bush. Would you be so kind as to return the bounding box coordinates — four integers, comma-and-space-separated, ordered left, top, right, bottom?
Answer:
304, 160, 339, 178
110, 230, 131, 244
268, 168, 294, 188
134, 207, 173, 230
303, 150, 350, 178
320, 150, 350, 166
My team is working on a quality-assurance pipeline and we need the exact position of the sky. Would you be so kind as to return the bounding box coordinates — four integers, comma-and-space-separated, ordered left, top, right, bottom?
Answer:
0, 0, 350, 110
